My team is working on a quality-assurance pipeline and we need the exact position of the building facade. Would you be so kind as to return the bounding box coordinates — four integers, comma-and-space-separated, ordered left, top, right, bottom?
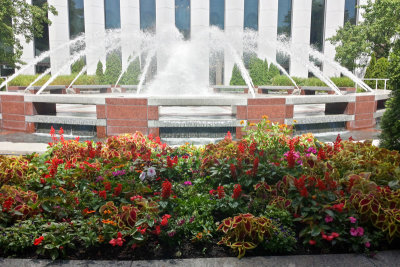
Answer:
14, 0, 370, 84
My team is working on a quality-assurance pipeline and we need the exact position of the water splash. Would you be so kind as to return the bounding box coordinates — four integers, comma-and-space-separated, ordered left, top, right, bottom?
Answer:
24, 68, 51, 93
137, 49, 156, 94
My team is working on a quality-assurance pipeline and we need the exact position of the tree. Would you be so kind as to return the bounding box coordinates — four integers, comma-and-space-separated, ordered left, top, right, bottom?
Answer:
103, 51, 122, 84
329, 0, 400, 71
379, 43, 400, 150
121, 57, 141, 85
0, 0, 57, 67
230, 64, 246, 86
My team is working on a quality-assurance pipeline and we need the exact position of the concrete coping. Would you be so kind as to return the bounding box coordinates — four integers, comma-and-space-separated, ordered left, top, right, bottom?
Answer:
73, 85, 111, 89
24, 94, 106, 105
25, 85, 66, 90
301, 86, 333, 91
25, 115, 106, 126
374, 91, 391, 100
374, 109, 386, 118
149, 119, 245, 128
285, 114, 355, 125
212, 85, 248, 89
286, 94, 357, 104
147, 95, 248, 106
120, 85, 138, 89
258, 86, 297, 90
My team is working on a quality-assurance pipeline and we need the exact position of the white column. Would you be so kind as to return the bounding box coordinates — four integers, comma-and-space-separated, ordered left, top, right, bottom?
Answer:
120, 0, 140, 70
18, 0, 35, 74
290, 0, 312, 77
357, 0, 374, 23
323, 0, 345, 77
156, 0, 175, 72
191, 0, 210, 87
224, 0, 244, 85
84, 0, 105, 75
258, 0, 278, 66
48, 0, 71, 75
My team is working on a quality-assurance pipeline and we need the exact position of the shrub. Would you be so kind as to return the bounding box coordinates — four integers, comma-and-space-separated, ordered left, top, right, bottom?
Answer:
71, 57, 86, 74
249, 57, 268, 86
380, 42, 400, 150
230, 64, 246, 85
96, 61, 104, 77
121, 57, 140, 85
271, 75, 306, 86
103, 51, 122, 84
330, 77, 355, 87
303, 77, 326, 87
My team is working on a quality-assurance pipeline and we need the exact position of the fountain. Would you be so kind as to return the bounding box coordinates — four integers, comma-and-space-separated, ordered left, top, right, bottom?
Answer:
0, 26, 390, 144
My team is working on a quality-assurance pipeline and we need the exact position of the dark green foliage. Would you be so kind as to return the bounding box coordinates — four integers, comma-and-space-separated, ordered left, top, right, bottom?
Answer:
103, 51, 122, 84
380, 43, 400, 150
230, 64, 246, 86
71, 57, 85, 74
365, 53, 389, 89
95, 61, 103, 77
364, 52, 376, 79
120, 57, 141, 85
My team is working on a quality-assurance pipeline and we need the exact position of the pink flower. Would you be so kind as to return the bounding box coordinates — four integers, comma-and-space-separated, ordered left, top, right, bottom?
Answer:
325, 215, 333, 223
350, 227, 364, 236
365, 242, 371, 248
109, 232, 125, 246
349, 217, 357, 223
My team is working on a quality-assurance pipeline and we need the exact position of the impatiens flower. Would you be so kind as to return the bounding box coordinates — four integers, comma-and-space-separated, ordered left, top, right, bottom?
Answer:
109, 232, 125, 246
33, 236, 44, 246
309, 240, 316, 245
365, 242, 371, 248
331, 232, 340, 238
183, 181, 192, 186
350, 227, 364, 237
168, 231, 176, 237
325, 215, 333, 223
147, 167, 156, 178
161, 214, 171, 226
349, 217, 357, 223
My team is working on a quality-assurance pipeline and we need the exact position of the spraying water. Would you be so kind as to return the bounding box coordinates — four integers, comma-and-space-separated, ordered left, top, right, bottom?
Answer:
137, 49, 156, 94
24, 68, 51, 93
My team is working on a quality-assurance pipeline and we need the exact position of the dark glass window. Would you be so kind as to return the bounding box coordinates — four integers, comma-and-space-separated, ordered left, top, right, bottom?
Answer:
277, 0, 292, 36
344, 0, 357, 25
33, 0, 50, 73
310, 0, 325, 52
140, 0, 156, 32
175, 0, 191, 40
0, 15, 14, 76
105, 0, 121, 29
68, 0, 85, 39
210, 0, 224, 30
244, 0, 259, 31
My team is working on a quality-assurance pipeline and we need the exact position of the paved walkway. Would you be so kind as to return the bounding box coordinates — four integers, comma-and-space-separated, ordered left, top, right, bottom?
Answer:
0, 250, 399, 267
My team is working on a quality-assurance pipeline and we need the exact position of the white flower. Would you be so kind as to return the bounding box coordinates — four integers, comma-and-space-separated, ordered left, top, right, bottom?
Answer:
139, 171, 146, 181
147, 167, 156, 178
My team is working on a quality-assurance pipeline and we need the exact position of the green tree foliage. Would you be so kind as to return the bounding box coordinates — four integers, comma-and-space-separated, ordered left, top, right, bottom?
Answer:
230, 57, 281, 86
71, 57, 85, 73
95, 61, 104, 77
230, 64, 246, 86
0, 0, 57, 67
364, 52, 376, 79
103, 51, 122, 84
329, 0, 400, 71
121, 57, 141, 85
380, 43, 400, 151
365, 53, 390, 89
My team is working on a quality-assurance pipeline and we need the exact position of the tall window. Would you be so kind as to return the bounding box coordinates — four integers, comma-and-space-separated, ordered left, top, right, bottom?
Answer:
175, 0, 191, 40
0, 16, 14, 76
105, 0, 121, 29
68, 0, 85, 38
209, 0, 225, 85
244, 0, 259, 31
310, 0, 325, 52
140, 0, 156, 32
33, 0, 50, 73
277, 0, 292, 72
344, 0, 357, 25
210, 0, 224, 30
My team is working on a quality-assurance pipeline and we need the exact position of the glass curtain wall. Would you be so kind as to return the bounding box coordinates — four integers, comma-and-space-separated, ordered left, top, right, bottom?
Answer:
344, 0, 357, 25
175, 0, 191, 40
33, 0, 50, 73
243, 0, 259, 68
277, 0, 292, 73
0, 16, 14, 76
68, 0, 85, 72
309, 0, 325, 74
105, 0, 121, 29
140, 0, 156, 32
209, 0, 224, 85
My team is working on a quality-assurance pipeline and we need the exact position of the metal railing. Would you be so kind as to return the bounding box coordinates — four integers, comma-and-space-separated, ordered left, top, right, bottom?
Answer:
0, 76, 8, 91
358, 78, 390, 90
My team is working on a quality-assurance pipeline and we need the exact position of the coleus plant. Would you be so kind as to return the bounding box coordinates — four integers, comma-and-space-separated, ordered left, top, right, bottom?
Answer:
217, 213, 275, 258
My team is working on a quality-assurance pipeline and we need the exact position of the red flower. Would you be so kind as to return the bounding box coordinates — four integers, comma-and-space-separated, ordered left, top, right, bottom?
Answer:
34, 236, 44, 246
103, 182, 111, 191
232, 184, 242, 199
230, 164, 237, 179
99, 190, 107, 200
109, 232, 125, 246
153, 225, 161, 235
161, 180, 172, 199
309, 240, 316, 245
113, 183, 123, 197
217, 186, 225, 199
225, 131, 232, 141
252, 157, 259, 176
161, 214, 171, 226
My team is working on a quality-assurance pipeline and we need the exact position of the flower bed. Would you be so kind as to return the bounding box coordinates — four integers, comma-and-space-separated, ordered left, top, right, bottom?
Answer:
0, 118, 399, 260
